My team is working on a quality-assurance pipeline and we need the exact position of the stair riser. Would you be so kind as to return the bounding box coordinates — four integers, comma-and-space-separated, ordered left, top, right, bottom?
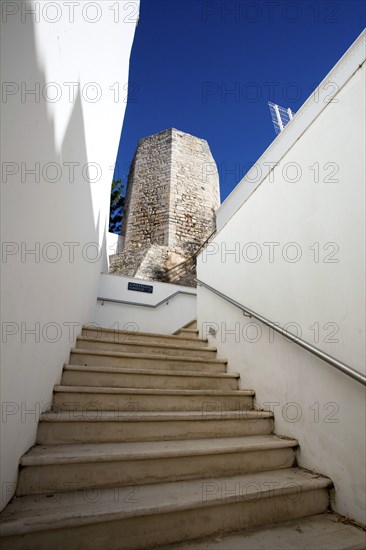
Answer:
17, 448, 295, 496
76, 340, 214, 359
174, 332, 199, 339
69, 353, 226, 373
81, 329, 206, 348
52, 393, 253, 412
37, 417, 274, 444
1, 489, 329, 550
61, 371, 239, 391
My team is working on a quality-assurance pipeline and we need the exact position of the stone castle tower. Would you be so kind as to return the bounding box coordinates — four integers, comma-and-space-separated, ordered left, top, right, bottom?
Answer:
110, 128, 220, 284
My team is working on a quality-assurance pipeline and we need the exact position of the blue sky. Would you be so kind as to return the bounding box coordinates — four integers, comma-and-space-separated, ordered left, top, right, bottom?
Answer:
114, 0, 365, 202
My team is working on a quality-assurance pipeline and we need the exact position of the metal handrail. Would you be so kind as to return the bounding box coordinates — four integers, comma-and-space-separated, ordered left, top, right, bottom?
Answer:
196, 279, 366, 386
97, 289, 196, 309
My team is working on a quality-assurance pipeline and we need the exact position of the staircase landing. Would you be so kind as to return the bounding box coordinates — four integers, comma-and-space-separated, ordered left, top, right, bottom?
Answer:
159, 513, 366, 550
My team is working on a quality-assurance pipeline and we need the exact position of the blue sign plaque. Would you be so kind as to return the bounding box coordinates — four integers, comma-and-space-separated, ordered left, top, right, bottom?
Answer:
128, 282, 153, 294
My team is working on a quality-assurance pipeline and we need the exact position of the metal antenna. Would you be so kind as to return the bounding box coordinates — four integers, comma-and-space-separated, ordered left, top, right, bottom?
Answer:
268, 102, 295, 135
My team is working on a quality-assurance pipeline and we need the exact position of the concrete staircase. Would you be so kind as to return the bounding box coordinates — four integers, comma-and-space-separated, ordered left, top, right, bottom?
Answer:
0, 320, 364, 549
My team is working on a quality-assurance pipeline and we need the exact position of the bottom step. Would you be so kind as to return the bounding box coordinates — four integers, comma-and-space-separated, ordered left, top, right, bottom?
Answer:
158, 513, 366, 550
0, 468, 331, 550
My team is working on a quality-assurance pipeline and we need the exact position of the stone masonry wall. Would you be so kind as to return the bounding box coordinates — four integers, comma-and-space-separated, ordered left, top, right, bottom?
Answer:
110, 128, 220, 282
169, 129, 220, 253
122, 129, 172, 248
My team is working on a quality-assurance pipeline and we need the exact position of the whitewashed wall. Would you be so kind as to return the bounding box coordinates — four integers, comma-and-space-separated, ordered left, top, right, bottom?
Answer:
0, 1, 138, 510
93, 274, 197, 334
197, 32, 365, 523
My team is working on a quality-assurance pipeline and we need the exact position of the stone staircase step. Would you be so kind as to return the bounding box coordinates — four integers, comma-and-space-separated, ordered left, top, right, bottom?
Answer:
82, 326, 207, 347
36, 410, 274, 444
157, 513, 366, 550
69, 348, 227, 373
174, 328, 199, 338
61, 365, 240, 391
182, 319, 197, 330
75, 336, 216, 359
17, 435, 297, 495
52, 385, 255, 412
0, 468, 331, 550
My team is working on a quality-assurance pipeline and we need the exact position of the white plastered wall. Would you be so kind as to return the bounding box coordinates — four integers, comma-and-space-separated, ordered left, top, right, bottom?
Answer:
197, 33, 365, 523
93, 274, 197, 334
0, 0, 138, 510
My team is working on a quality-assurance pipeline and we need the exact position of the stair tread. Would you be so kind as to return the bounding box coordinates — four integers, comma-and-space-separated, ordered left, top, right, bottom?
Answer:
181, 320, 197, 329
77, 336, 214, 352
39, 410, 273, 422
63, 365, 239, 379
0, 468, 331, 536
53, 385, 254, 396
71, 348, 227, 363
157, 513, 366, 550
20, 435, 297, 465
82, 326, 206, 343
